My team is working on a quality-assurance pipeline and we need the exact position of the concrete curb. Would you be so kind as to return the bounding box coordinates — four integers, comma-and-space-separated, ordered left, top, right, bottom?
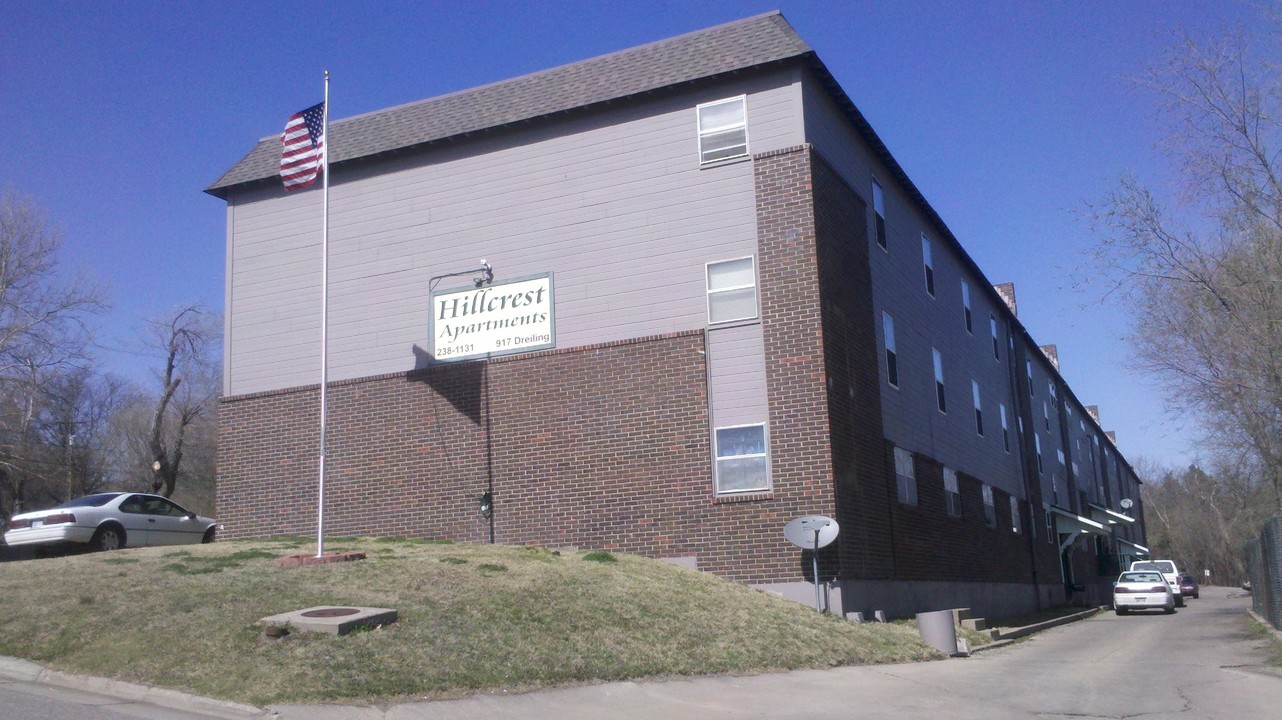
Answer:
0, 655, 270, 719
1247, 609, 1282, 648
962, 605, 1106, 655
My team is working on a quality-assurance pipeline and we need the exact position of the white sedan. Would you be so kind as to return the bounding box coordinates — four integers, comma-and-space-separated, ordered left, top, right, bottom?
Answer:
3, 492, 217, 552
1113, 570, 1176, 614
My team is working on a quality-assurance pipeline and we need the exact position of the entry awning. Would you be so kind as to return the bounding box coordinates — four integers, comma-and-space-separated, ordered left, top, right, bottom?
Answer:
1087, 503, 1136, 526
1050, 506, 1108, 537
1117, 538, 1150, 557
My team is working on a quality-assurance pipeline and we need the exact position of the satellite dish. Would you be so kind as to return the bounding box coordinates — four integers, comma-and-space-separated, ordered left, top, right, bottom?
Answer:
1120, 498, 1134, 509
784, 515, 840, 549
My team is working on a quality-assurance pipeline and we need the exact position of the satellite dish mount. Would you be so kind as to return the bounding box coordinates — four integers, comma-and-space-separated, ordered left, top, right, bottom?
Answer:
784, 515, 840, 612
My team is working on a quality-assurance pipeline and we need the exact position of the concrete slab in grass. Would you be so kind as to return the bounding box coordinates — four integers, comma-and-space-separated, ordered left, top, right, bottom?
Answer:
260, 606, 397, 636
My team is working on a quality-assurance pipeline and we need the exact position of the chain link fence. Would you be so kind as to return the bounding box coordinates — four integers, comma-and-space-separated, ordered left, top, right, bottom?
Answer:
1245, 516, 1282, 630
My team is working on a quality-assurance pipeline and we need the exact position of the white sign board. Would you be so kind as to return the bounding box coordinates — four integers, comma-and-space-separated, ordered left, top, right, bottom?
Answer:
430, 274, 554, 361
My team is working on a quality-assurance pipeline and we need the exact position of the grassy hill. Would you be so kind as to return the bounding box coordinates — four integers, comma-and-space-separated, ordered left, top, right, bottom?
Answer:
0, 537, 939, 706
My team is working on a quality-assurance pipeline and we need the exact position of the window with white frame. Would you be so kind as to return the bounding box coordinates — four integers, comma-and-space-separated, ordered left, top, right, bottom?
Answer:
932, 348, 946, 413
922, 235, 935, 296
1058, 448, 1066, 466
882, 311, 898, 387
982, 484, 996, 527
1035, 434, 1044, 473
1010, 496, 1021, 533
1049, 381, 1058, 407
1043, 401, 1050, 430
990, 314, 1000, 360
1045, 504, 1055, 543
697, 96, 748, 164
943, 467, 961, 517
972, 380, 983, 436
1027, 360, 1034, 397
1000, 403, 1010, 453
706, 257, 757, 324
714, 424, 768, 493
873, 179, 887, 249
894, 446, 917, 506
961, 281, 972, 333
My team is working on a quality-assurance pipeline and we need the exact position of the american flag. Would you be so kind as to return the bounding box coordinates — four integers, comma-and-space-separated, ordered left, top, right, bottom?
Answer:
280, 102, 325, 190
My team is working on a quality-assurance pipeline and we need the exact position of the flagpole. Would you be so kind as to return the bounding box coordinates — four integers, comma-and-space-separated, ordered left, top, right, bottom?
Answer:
317, 71, 330, 558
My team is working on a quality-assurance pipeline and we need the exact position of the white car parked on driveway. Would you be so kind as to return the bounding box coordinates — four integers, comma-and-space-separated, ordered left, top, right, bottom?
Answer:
1113, 570, 1176, 614
3, 492, 217, 552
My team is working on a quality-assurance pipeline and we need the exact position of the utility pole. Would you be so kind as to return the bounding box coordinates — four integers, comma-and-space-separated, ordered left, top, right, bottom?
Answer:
65, 430, 76, 502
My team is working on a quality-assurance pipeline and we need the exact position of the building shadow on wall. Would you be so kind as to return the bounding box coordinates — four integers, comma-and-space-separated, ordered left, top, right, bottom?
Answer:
409, 344, 485, 425
800, 544, 841, 583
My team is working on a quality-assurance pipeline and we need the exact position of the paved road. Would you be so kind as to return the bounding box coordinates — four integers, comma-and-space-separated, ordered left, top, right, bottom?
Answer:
3, 586, 1279, 719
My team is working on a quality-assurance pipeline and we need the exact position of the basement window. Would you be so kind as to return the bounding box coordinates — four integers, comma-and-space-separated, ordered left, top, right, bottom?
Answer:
894, 446, 918, 506
714, 424, 769, 494
982, 485, 996, 527
697, 96, 748, 164
943, 467, 961, 518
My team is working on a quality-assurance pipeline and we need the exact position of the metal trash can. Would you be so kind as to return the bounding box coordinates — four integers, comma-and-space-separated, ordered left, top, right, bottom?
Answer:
916, 609, 958, 655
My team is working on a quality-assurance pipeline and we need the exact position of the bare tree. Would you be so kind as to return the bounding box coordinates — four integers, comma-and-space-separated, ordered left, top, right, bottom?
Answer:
0, 189, 102, 520
145, 305, 220, 498
1139, 457, 1268, 585
1087, 20, 1282, 511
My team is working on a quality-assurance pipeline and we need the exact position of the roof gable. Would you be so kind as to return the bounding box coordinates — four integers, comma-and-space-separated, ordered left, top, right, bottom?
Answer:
206, 11, 811, 197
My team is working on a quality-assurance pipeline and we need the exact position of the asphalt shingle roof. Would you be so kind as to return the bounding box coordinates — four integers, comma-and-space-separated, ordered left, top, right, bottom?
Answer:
205, 11, 812, 197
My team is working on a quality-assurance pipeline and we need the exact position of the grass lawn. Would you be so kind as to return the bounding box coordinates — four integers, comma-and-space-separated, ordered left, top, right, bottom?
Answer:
0, 538, 939, 706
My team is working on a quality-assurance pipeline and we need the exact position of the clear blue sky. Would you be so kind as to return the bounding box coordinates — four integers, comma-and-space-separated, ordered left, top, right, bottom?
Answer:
3, 0, 1269, 469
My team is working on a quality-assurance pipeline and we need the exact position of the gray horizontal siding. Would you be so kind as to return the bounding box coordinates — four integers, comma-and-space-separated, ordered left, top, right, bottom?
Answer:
708, 323, 769, 429
803, 74, 1026, 500
226, 71, 801, 396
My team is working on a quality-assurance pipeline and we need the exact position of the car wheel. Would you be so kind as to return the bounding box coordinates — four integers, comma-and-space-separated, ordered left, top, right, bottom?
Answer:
91, 524, 125, 552
202, 527, 216, 544
1115, 607, 1128, 615
1165, 606, 1176, 614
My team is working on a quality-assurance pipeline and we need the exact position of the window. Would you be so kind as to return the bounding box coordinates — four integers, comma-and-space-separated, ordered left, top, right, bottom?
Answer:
894, 446, 917, 506
1010, 497, 1021, 533
1027, 360, 1034, 397
697, 96, 748, 164
932, 348, 946, 412
1035, 434, 1044, 473
1058, 448, 1066, 466
1000, 403, 1010, 453
1043, 401, 1050, 430
943, 467, 961, 518
971, 380, 983, 436
1048, 381, 1058, 407
872, 180, 887, 250
922, 235, 935, 296
714, 424, 768, 493
990, 314, 1000, 360
982, 485, 996, 527
882, 312, 898, 387
961, 281, 972, 333
1045, 505, 1055, 543
706, 257, 757, 324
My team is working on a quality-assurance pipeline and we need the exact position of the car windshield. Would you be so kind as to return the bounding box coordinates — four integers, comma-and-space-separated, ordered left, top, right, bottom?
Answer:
51, 493, 120, 509
1121, 572, 1163, 583
1132, 561, 1175, 574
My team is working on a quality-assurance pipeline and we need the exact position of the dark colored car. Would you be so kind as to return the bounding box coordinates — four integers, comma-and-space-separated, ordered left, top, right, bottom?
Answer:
1178, 574, 1200, 599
